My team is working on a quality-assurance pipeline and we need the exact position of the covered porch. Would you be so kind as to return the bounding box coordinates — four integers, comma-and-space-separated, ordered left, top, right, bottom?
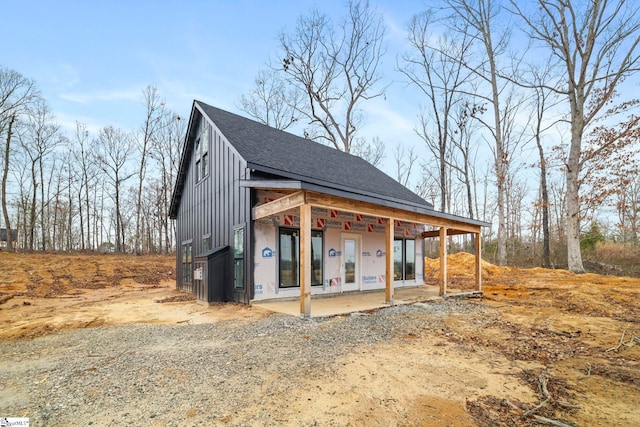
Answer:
253, 189, 486, 318
252, 285, 441, 317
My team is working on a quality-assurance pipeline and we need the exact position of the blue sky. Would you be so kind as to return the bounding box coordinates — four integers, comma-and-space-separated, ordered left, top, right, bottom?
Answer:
2, 0, 423, 171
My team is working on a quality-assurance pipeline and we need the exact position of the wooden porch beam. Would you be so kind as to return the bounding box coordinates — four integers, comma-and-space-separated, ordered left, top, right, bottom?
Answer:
304, 191, 481, 233
300, 203, 312, 318
385, 218, 394, 305
421, 228, 470, 239
475, 232, 482, 292
439, 227, 447, 296
253, 190, 305, 220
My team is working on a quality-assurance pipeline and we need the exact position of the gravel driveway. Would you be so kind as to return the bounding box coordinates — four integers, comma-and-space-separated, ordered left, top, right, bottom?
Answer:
0, 301, 486, 426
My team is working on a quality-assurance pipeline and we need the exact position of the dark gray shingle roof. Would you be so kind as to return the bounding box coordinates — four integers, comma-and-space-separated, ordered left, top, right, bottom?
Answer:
197, 101, 432, 210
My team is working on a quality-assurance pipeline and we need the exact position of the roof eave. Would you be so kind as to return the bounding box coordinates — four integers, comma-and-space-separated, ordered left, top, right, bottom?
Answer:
247, 163, 434, 212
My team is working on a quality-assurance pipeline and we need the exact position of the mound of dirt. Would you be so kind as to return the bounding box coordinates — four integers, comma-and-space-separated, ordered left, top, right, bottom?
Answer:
0, 252, 263, 339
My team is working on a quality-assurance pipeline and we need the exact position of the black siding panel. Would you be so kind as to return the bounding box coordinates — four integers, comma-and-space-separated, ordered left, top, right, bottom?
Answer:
174, 116, 251, 303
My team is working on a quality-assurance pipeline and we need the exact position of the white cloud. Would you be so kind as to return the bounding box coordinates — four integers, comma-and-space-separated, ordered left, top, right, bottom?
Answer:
54, 111, 112, 136
59, 87, 141, 104
48, 63, 80, 90
362, 97, 416, 137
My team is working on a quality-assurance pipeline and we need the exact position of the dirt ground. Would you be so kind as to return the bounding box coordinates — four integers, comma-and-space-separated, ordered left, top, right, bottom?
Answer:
1, 251, 639, 426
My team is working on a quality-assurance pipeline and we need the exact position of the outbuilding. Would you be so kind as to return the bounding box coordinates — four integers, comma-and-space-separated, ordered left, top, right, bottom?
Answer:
0, 228, 17, 251
169, 101, 488, 316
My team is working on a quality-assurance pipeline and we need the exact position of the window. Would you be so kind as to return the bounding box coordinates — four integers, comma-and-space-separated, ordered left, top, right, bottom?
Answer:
394, 238, 416, 280
394, 239, 403, 280
405, 239, 415, 280
234, 227, 244, 289
279, 228, 323, 288
194, 125, 209, 183
311, 230, 323, 286
195, 138, 201, 182
203, 234, 211, 252
181, 241, 192, 284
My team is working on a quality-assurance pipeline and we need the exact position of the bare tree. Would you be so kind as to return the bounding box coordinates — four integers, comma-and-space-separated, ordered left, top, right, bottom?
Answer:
278, 0, 386, 154
400, 10, 474, 212
512, 0, 640, 273
134, 86, 165, 255
441, 0, 521, 265
94, 126, 135, 253
149, 111, 184, 253
451, 102, 482, 223
238, 69, 303, 131
393, 143, 418, 187
525, 65, 564, 267
71, 122, 95, 250
0, 67, 38, 252
351, 135, 385, 167
21, 98, 65, 250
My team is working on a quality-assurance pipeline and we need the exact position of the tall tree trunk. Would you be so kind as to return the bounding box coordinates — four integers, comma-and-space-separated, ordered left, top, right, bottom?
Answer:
115, 176, 122, 252
85, 178, 91, 250
464, 157, 476, 251
52, 178, 60, 251
29, 160, 37, 251
78, 189, 84, 251
67, 166, 73, 250
487, 43, 507, 265
536, 134, 550, 268
39, 156, 46, 251
1, 114, 16, 252
566, 95, 585, 273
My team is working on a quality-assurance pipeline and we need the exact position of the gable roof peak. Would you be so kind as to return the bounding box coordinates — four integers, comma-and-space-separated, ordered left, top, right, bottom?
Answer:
195, 100, 433, 210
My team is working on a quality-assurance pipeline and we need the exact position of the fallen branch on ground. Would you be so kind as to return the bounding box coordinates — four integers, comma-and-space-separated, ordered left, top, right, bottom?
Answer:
501, 372, 577, 426
522, 374, 551, 417
606, 329, 639, 352
532, 414, 574, 427
606, 330, 627, 352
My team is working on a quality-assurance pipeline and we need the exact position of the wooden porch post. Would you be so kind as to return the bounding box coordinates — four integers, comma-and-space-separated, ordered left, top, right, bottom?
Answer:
439, 227, 447, 296
475, 232, 482, 292
385, 218, 394, 305
300, 203, 312, 318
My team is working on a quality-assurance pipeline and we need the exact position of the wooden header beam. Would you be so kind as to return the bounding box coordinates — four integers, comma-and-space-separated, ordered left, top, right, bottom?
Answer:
253, 191, 305, 220
422, 229, 471, 238
304, 191, 481, 234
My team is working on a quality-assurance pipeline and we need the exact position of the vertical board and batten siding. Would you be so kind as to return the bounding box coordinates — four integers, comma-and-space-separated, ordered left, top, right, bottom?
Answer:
175, 111, 252, 303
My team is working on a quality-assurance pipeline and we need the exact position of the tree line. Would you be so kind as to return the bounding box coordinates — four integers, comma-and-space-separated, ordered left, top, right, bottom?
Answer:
0, 76, 184, 254
2, 0, 640, 274
238, 0, 640, 273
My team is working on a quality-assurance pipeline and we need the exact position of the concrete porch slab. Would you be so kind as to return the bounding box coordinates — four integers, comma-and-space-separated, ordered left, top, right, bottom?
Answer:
251, 285, 442, 317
